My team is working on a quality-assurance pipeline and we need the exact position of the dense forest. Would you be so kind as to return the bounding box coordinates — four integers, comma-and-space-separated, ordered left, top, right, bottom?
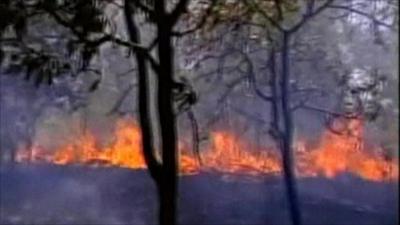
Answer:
0, 1, 398, 225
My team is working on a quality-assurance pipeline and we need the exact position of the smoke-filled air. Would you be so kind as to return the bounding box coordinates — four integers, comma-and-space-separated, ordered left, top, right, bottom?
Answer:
0, 1, 398, 225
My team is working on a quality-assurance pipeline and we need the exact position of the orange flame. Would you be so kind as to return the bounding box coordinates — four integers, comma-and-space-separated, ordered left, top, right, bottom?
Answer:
47, 119, 145, 169
15, 118, 398, 181
201, 131, 281, 175
303, 120, 398, 181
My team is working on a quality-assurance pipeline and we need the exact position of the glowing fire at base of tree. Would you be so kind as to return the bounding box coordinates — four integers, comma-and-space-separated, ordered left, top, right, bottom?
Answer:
15, 118, 398, 182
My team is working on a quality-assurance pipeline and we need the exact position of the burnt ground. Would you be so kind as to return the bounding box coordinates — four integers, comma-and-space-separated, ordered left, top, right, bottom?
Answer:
0, 164, 398, 225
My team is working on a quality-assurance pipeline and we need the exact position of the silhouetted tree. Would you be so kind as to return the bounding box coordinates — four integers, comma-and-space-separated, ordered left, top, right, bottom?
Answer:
1, 1, 210, 224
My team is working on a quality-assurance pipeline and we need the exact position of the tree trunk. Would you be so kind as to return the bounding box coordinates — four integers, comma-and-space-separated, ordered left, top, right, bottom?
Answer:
124, 0, 179, 223
269, 48, 280, 137
280, 31, 302, 225
124, 2, 168, 225
155, 1, 178, 224
124, 0, 161, 180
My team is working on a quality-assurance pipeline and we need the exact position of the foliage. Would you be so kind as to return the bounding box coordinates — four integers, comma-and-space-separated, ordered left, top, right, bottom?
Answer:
0, 0, 110, 87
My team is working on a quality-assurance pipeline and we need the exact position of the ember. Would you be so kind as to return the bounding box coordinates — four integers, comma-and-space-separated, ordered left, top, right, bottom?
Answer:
16, 118, 398, 181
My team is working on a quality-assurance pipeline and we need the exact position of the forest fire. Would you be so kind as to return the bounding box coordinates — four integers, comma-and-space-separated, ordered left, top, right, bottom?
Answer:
15, 118, 398, 182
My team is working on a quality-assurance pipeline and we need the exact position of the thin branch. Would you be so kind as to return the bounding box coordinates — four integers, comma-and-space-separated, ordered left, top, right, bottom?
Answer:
107, 83, 136, 116
234, 45, 273, 102
116, 67, 137, 77
186, 109, 202, 165
293, 103, 351, 118
243, 0, 284, 31
217, 75, 247, 104
231, 106, 268, 124
274, 0, 283, 21
288, 0, 336, 33
328, 4, 395, 29
171, 0, 217, 37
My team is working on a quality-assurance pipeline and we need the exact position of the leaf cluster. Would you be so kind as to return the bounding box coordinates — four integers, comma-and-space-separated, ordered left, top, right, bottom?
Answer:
0, 0, 110, 87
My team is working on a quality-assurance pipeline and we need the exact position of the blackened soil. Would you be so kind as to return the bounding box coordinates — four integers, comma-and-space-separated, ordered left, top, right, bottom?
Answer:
0, 164, 398, 225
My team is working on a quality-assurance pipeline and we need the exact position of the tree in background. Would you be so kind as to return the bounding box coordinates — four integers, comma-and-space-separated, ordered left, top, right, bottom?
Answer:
1, 1, 213, 224
181, 1, 397, 224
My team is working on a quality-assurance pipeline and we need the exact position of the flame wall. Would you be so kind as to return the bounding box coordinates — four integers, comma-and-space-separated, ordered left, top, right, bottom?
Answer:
15, 118, 398, 181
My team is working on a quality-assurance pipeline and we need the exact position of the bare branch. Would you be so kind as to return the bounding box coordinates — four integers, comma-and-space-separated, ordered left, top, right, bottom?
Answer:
172, 0, 217, 37
288, 0, 336, 33
293, 103, 349, 118
107, 83, 136, 116
231, 106, 268, 124
328, 4, 395, 29
186, 109, 202, 165
234, 45, 273, 102
243, 0, 284, 31
217, 75, 248, 105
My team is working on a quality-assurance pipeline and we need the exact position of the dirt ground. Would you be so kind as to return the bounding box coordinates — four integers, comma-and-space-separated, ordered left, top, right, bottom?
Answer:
0, 164, 398, 225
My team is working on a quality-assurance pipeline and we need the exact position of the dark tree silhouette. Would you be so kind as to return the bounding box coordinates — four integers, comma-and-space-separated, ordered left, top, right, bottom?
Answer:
123, 0, 198, 223
1, 1, 207, 224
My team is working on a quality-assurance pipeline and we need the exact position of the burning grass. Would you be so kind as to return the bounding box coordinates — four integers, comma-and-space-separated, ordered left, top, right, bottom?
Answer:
15, 118, 398, 181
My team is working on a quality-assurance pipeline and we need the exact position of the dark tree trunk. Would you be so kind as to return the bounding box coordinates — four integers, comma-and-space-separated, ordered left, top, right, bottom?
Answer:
155, 1, 178, 224
124, 0, 161, 180
280, 31, 302, 225
124, 2, 175, 225
124, 0, 180, 224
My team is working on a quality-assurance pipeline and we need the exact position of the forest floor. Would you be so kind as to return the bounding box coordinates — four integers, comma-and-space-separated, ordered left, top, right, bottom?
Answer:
0, 164, 398, 225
